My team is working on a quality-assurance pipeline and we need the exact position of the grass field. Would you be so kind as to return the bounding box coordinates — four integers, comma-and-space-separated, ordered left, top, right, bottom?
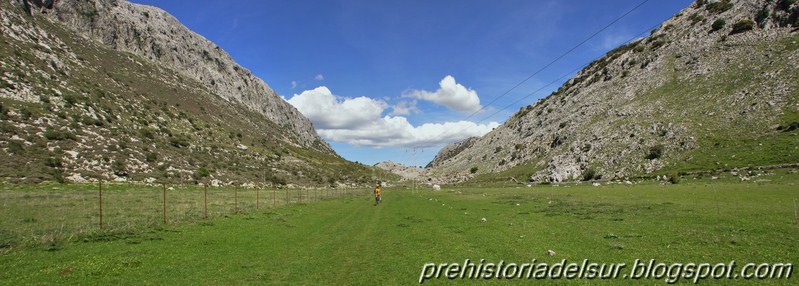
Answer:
1, 171, 798, 285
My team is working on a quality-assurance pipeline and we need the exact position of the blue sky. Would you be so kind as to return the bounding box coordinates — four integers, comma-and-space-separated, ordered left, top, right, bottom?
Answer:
130, 0, 693, 167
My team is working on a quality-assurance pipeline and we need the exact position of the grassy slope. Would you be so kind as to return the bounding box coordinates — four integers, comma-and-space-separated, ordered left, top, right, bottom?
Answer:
1, 171, 798, 285
627, 33, 799, 175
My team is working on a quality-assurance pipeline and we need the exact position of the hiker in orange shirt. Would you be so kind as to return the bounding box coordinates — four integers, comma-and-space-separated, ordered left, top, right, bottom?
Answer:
374, 183, 382, 206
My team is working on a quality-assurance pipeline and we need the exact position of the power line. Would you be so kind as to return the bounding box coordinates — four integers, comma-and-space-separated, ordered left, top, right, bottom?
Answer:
409, 0, 654, 153
406, 10, 672, 170
477, 20, 664, 125
461, 0, 651, 122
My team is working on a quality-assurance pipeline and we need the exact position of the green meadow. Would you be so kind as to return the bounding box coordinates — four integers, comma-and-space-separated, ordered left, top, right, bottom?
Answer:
1, 170, 798, 285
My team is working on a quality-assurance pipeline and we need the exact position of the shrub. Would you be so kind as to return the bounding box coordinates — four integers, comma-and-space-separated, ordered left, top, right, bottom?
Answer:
169, 135, 190, 148
650, 39, 667, 50
139, 128, 155, 139
0, 102, 7, 120
582, 168, 596, 181
112, 159, 127, 177
0, 80, 13, 90
144, 151, 158, 162
646, 144, 664, 160
779, 0, 796, 11
7, 141, 24, 154
711, 18, 726, 31
45, 157, 63, 168
19, 108, 33, 120
193, 167, 210, 180
51, 169, 66, 184
689, 12, 706, 24
668, 172, 681, 184
469, 166, 478, 174
494, 146, 502, 153
756, 8, 770, 26
730, 19, 755, 34
63, 94, 78, 107
43, 128, 76, 141
706, 0, 733, 14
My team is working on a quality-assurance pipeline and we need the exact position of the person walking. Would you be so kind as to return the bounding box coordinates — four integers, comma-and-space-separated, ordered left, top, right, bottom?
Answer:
374, 183, 382, 206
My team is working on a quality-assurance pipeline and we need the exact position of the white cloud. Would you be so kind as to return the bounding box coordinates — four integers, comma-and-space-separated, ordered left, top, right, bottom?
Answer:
287, 86, 498, 148
404, 75, 482, 113
318, 117, 499, 148
390, 100, 421, 116
291, 80, 298, 89
314, 74, 324, 81
287, 86, 385, 129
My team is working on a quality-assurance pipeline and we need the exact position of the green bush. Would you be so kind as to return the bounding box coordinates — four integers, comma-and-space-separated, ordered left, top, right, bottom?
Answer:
144, 151, 158, 163
169, 135, 190, 148
469, 166, 478, 174
668, 172, 681, 184
711, 18, 726, 31
0, 102, 7, 120
706, 0, 733, 13
195, 167, 210, 178
778, 0, 796, 11
45, 157, 63, 168
112, 159, 127, 177
755, 8, 770, 26
63, 94, 78, 107
646, 144, 664, 160
730, 19, 755, 34
7, 141, 24, 154
139, 128, 156, 139
582, 168, 597, 181
43, 128, 76, 141
650, 39, 667, 50
0, 80, 13, 90
689, 12, 706, 24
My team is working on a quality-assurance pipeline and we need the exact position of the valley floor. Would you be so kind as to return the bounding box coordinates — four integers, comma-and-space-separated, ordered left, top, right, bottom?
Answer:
1, 171, 799, 285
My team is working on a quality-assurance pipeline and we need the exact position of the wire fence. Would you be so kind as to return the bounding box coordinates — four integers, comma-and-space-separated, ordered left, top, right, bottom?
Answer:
0, 182, 369, 251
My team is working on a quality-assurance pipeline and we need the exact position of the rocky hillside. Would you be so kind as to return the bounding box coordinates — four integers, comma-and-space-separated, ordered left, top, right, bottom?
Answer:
429, 0, 799, 183
33, 0, 328, 152
0, 0, 383, 185
425, 136, 479, 168
375, 161, 426, 181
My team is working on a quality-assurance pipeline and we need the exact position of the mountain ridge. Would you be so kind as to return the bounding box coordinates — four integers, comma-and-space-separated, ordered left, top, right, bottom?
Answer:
0, 0, 395, 185
25, 0, 330, 152
428, 0, 799, 184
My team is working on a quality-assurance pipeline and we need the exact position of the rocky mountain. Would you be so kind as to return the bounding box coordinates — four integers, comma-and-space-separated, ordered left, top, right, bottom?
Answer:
375, 161, 426, 181
31, 0, 328, 152
0, 0, 384, 185
425, 136, 479, 169
428, 0, 799, 184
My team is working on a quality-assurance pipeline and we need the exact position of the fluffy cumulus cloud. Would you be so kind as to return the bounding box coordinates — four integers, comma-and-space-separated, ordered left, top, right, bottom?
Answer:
287, 86, 498, 148
404, 75, 482, 113
287, 87, 385, 129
